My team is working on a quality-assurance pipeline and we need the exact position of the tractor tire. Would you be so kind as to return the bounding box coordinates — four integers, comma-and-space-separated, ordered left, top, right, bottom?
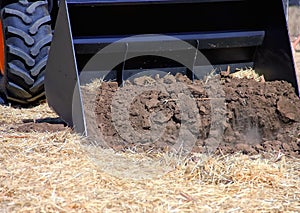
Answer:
0, 0, 52, 105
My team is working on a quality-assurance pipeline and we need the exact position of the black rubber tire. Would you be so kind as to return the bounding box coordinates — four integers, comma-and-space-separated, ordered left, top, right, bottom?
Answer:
0, 0, 52, 105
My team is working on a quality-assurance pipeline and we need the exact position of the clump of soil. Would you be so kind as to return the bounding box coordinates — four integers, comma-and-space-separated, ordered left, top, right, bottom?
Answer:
8, 118, 68, 133
92, 73, 300, 157
13, 123, 67, 133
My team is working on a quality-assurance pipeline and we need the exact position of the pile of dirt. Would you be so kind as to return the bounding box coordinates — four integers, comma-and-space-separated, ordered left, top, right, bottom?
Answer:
93, 72, 300, 157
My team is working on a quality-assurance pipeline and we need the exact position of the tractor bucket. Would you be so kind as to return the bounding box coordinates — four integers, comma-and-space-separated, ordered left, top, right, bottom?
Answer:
45, 0, 299, 135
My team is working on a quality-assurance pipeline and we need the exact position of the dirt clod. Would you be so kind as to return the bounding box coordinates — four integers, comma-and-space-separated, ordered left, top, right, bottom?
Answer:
277, 96, 300, 122
13, 122, 67, 133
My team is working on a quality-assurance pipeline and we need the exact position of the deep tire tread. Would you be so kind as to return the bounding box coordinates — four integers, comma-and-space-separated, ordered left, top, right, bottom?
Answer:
8, 44, 35, 66
29, 15, 51, 35
30, 75, 44, 93
8, 62, 34, 85
26, 1, 48, 14
30, 55, 47, 76
7, 81, 32, 99
3, 8, 32, 24
19, 0, 29, 6
30, 34, 52, 56
7, 26, 34, 45
0, 1, 52, 104
27, 91, 45, 102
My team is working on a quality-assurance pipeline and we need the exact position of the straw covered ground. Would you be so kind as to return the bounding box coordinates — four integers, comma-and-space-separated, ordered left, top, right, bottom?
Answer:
1, 75, 300, 212
0, 6, 300, 212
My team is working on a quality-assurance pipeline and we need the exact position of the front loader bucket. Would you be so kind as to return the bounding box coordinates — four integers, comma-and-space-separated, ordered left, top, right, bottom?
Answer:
45, 0, 299, 135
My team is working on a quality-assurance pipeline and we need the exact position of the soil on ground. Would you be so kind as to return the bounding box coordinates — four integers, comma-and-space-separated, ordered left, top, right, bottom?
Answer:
8, 118, 68, 133
93, 73, 300, 157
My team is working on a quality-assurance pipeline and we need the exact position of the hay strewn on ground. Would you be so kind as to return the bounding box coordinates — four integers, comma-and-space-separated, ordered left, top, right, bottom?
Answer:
0, 103, 299, 212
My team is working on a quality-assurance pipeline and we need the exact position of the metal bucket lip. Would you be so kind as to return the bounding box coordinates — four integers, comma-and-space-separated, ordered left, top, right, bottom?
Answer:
67, 0, 243, 5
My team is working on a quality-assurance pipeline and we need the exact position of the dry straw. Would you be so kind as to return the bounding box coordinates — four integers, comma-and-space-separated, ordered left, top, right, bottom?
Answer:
229, 67, 265, 82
